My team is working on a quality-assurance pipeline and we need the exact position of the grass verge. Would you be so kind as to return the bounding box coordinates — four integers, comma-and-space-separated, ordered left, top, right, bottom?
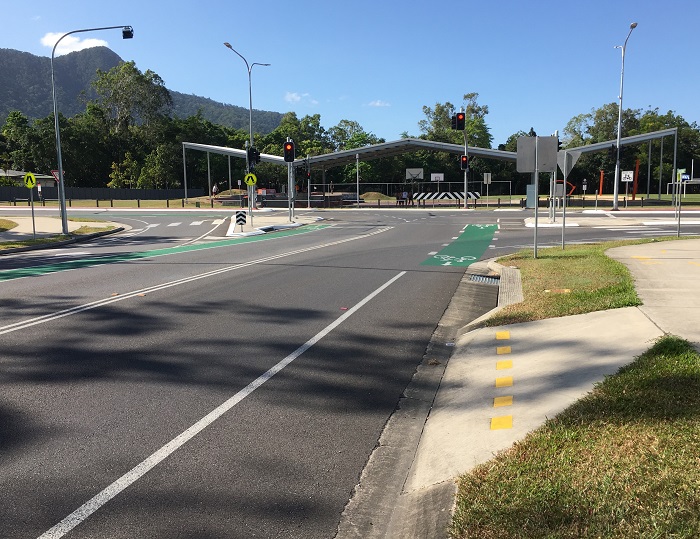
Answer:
0, 219, 115, 251
449, 335, 700, 538
0, 218, 18, 232
450, 236, 700, 538
484, 240, 655, 325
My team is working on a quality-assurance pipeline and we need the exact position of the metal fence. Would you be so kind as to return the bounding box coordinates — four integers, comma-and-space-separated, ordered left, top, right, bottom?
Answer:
0, 186, 203, 202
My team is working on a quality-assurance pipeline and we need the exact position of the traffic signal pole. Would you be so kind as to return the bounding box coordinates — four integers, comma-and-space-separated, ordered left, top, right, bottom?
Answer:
463, 129, 468, 209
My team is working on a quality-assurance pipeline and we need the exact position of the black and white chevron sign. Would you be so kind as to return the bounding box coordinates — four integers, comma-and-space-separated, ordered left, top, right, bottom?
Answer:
413, 191, 481, 201
235, 211, 247, 225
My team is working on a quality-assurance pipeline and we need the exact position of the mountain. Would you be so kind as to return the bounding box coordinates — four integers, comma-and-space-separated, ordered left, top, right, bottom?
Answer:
0, 47, 283, 133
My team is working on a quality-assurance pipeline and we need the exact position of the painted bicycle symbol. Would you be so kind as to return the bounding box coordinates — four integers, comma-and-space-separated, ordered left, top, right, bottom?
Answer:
433, 254, 477, 264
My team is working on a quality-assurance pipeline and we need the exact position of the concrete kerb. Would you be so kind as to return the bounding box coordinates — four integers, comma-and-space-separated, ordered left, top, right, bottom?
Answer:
457, 258, 524, 333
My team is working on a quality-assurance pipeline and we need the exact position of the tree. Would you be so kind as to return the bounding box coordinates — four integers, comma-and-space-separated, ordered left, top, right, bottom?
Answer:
1, 110, 35, 171
108, 152, 140, 188
137, 143, 180, 189
92, 61, 172, 136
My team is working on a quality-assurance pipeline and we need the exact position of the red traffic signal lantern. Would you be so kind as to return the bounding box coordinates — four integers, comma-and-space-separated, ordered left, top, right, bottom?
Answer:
455, 112, 465, 130
460, 155, 469, 170
283, 141, 295, 162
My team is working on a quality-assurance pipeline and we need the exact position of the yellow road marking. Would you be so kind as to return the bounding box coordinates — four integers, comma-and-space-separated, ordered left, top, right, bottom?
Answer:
491, 415, 513, 430
495, 331, 510, 340
495, 376, 513, 388
493, 396, 513, 407
496, 360, 513, 370
496, 346, 511, 355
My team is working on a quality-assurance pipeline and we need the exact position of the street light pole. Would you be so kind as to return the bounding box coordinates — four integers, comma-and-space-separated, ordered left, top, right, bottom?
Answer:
223, 43, 269, 215
51, 25, 133, 234
223, 42, 270, 165
612, 22, 637, 211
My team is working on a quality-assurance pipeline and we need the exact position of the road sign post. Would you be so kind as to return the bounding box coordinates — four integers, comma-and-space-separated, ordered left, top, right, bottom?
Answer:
244, 173, 257, 226
24, 172, 37, 240
235, 210, 246, 232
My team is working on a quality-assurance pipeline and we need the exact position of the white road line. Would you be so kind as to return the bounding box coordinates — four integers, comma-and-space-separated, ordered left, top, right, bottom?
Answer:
183, 219, 231, 246
36, 270, 406, 539
167, 222, 181, 227
190, 220, 205, 226
1, 228, 392, 337
50, 251, 91, 257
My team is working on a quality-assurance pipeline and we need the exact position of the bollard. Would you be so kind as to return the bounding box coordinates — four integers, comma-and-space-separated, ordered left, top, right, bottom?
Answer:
181, 199, 185, 208
96, 199, 99, 207
166, 199, 170, 208
137, 199, 141, 208
111, 199, 114, 208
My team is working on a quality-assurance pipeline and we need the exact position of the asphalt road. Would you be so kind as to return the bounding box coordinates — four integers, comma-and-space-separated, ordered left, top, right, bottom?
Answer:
1, 209, 499, 539
3, 207, 700, 538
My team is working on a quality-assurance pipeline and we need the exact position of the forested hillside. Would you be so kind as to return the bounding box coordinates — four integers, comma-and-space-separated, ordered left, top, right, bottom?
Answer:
0, 47, 282, 133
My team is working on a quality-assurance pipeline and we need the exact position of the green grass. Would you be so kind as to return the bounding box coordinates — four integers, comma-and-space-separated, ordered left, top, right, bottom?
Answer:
0, 218, 115, 251
0, 218, 18, 232
450, 236, 700, 538
483, 240, 661, 326
449, 335, 700, 538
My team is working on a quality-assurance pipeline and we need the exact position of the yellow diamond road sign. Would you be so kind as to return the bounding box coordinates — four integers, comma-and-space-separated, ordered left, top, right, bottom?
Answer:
24, 172, 36, 189
244, 173, 257, 186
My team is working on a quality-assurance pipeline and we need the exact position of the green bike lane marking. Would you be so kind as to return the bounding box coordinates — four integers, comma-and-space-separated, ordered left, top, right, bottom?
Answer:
421, 224, 497, 267
0, 224, 331, 283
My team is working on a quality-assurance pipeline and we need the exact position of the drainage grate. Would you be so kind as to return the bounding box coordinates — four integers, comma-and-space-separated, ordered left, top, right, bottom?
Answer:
468, 273, 500, 286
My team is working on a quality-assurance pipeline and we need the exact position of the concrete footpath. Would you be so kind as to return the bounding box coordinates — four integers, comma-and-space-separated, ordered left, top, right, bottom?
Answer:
377, 237, 700, 538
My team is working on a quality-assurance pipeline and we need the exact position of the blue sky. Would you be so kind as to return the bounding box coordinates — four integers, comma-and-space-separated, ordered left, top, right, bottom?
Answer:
2, 0, 698, 147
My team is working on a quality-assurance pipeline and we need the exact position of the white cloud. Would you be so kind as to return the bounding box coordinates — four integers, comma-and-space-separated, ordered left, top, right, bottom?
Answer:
284, 92, 319, 106
41, 33, 109, 56
368, 100, 391, 107
284, 91, 302, 103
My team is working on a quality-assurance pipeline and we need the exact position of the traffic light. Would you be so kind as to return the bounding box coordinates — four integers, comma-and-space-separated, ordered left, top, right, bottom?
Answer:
460, 155, 469, 171
247, 147, 261, 167
557, 138, 562, 151
455, 112, 465, 130
283, 141, 295, 162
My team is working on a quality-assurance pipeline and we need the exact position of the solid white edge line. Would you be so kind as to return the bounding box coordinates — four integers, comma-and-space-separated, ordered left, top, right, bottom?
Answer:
37, 271, 406, 539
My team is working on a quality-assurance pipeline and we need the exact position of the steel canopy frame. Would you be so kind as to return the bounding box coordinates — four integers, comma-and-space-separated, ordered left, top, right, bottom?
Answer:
565, 127, 677, 155
182, 138, 516, 172
182, 128, 677, 200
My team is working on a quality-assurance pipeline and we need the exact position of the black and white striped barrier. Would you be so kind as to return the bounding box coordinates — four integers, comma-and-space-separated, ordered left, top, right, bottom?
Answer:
413, 191, 481, 201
